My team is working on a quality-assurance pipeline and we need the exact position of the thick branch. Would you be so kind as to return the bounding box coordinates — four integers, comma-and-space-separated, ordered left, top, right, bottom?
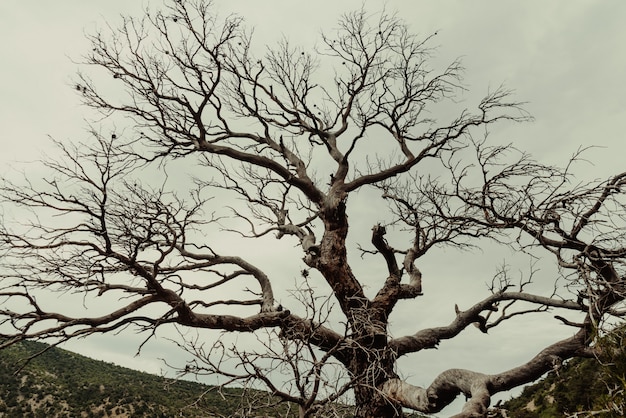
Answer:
390, 291, 582, 356
383, 329, 592, 417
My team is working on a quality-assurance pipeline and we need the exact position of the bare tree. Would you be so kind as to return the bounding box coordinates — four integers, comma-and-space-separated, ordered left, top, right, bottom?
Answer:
1, 1, 625, 417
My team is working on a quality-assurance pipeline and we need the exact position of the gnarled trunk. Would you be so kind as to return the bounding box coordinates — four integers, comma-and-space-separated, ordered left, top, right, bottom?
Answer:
350, 345, 403, 418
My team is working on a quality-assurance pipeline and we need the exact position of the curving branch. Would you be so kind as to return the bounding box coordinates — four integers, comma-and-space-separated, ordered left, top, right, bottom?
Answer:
390, 290, 584, 357
383, 329, 592, 417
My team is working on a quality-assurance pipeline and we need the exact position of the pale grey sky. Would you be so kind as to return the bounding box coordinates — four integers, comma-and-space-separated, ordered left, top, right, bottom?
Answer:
1, 1, 625, 415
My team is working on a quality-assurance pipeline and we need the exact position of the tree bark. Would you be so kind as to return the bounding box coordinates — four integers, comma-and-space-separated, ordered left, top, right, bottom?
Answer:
350, 346, 402, 418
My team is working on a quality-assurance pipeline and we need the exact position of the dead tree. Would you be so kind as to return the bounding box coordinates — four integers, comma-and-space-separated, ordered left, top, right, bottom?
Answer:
1, 1, 625, 416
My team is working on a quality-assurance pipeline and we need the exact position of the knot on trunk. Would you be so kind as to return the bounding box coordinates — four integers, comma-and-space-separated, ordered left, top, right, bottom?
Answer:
301, 226, 320, 267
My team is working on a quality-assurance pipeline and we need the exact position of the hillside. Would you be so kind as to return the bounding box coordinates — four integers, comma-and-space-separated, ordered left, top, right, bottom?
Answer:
0, 340, 295, 417
13, 336, 624, 417
497, 331, 626, 417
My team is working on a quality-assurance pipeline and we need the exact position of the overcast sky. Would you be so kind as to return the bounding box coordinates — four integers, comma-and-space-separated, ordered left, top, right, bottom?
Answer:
1, 1, 625, 415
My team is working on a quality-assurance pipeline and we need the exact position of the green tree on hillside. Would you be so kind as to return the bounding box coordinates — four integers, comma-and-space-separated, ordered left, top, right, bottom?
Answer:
501, 326, 626, 417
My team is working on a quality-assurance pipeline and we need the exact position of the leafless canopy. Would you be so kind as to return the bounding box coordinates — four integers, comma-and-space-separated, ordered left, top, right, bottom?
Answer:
1, 1, 625, 417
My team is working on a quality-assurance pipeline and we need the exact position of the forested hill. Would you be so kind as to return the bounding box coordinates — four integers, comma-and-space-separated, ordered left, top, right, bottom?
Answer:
0, 340, 293, 417
498, 332, 626, 417
6, 338, 625, 418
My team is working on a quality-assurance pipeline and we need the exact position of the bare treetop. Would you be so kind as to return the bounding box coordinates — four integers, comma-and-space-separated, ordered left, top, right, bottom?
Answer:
1, 1, 625, 417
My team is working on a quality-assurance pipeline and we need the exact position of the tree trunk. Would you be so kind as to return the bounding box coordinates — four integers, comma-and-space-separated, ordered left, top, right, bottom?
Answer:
350, 345, 403, 418
354, 385, 403, 418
